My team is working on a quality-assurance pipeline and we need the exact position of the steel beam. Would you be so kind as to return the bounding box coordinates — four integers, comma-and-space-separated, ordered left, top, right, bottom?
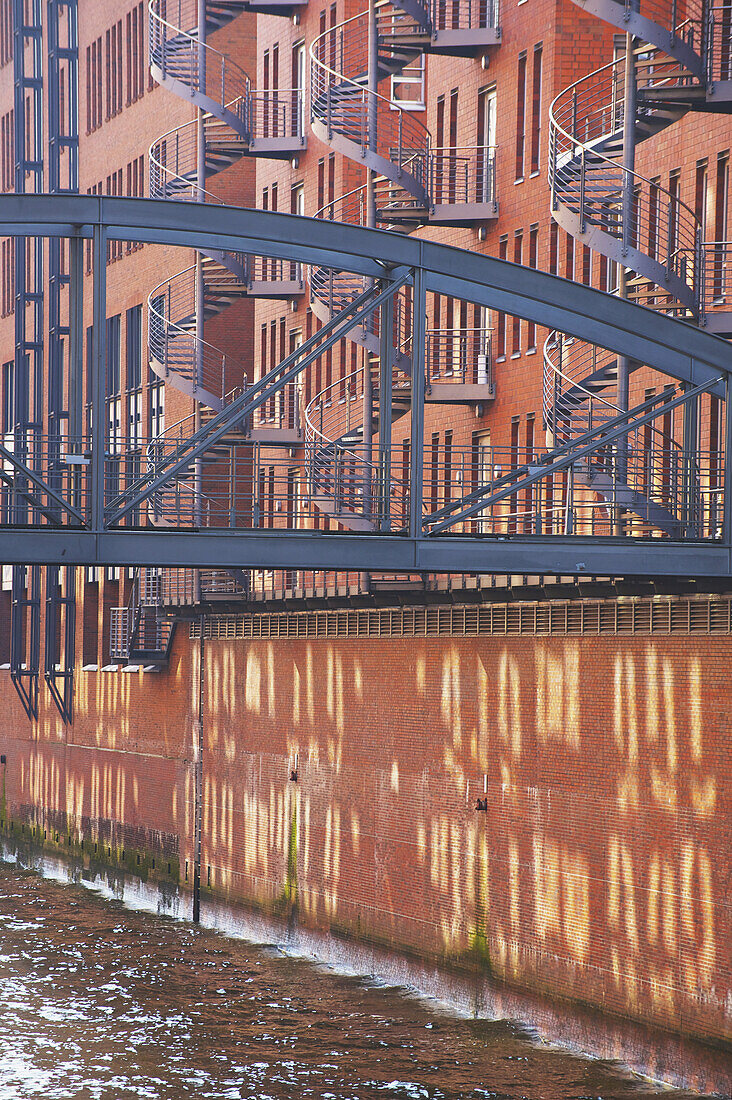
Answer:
0, 528, 727, 578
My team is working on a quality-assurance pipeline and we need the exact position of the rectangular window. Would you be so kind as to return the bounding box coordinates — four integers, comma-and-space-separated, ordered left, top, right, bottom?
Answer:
713, 152, 729, 300
512, 231, 523, 354
292, 41, 306, 135
86, 45, 92, 132
137, 2, 146, 100
530, 45, 542, 173
2, 359, 13, 434
527, 225, 538, 350
105, 29, 111, 120
547, 221, 558, 275
515, 52, 527, 180
126, 305, 142, 390
565, 231, 575, 281
497, 236, 508, 357
0, 1, 12, 68
105, 315, 121, 396
695, 158, 708, 235
148, 373, 164, 440
430, 433, 440, 512
444, 430, 453, 506
648, 177, 660, 262
582, 244, 592, 285
509, 418, 519, 534
477, 85, 497, 203
669, 169, 680, 254
523, 415, 535, 532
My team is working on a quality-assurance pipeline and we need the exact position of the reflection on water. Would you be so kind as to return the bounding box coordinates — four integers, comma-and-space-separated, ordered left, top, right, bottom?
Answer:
0, 856, 716, 1100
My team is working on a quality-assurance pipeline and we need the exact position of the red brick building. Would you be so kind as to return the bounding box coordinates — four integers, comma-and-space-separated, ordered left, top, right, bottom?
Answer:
0, 0, 730, 1087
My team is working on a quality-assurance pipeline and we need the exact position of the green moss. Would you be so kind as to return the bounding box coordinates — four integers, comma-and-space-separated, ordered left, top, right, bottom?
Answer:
285, 800, 298, 903
0, 813, 179, 886
272, 795, 298, 919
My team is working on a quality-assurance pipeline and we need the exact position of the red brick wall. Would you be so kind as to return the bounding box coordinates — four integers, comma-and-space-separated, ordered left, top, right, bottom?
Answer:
1, 625, 729, 1050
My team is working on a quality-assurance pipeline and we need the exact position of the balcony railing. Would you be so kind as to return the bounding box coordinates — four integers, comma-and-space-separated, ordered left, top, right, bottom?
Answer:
430, 146, 497, 208
425, 328, 494, 387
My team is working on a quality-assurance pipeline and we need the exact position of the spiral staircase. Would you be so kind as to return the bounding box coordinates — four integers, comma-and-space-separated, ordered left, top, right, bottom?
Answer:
305, 0, 499, 530
146, 0, 308, 534
544, 0, 732, 536
129, 0, 310, 637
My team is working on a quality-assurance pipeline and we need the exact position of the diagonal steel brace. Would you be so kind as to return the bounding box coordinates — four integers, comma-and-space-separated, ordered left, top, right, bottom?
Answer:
0, 441, 84, 525
427, 377, 722, 534
106, 270, 412, 526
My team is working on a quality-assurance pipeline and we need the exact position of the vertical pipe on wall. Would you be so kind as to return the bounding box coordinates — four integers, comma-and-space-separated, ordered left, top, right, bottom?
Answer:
194, 0, 207, 597
192, 613, 205, 923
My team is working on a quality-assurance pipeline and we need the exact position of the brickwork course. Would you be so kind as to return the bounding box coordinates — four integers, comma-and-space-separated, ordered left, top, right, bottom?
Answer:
0, 0, 730, 1086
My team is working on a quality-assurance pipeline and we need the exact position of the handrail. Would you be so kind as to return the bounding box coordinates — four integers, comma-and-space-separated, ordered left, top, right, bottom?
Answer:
549, 52, 703, 313
148, 266, 250, 404
310, 9, 431, 204
149, 0, 252, 119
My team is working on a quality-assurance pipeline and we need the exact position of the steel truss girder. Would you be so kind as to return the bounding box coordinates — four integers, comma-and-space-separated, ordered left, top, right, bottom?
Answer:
427, 378, 721, 534
0, 195, 729, 391
0, 529, 728, 579
0, 197, 731, 578
107, 274, 412, 524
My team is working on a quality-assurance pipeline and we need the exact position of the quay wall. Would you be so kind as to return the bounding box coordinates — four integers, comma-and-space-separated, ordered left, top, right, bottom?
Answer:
0, 607, 730, 1090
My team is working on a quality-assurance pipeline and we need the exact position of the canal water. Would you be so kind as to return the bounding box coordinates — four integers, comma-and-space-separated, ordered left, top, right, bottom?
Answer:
0, 852, 717, 1100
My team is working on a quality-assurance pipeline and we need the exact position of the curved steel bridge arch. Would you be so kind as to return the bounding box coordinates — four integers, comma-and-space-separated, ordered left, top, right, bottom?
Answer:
1, 193, 732, 579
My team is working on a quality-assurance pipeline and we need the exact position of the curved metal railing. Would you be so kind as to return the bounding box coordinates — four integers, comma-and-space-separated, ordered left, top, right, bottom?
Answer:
310, 10, 431, 210
149, 0, 251, 133
304, 366, 410, 529
148, 267, 249, 408
549, 55, 703, 316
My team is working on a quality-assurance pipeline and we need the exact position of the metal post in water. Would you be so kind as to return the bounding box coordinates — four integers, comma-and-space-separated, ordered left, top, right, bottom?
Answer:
193, 612, 205, 924
194, 0, 207, 602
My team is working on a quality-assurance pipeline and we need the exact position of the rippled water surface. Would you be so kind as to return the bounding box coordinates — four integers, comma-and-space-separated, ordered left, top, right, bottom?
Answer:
0, 855, 714, 1100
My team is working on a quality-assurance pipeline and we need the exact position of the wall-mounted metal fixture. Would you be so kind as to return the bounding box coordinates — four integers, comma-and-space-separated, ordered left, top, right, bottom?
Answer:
475, 797, 488, 812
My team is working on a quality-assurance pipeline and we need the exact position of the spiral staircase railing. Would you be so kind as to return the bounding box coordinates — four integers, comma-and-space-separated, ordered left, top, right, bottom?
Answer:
304, 366, 411, 530
549, 54, 703, 316
147, 0, 306, 466
544, 0, 732, 535
305, 1, 499, 527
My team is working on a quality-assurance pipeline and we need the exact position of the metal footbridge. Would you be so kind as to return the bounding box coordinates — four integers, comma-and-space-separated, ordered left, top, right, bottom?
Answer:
1, 194, 732, 581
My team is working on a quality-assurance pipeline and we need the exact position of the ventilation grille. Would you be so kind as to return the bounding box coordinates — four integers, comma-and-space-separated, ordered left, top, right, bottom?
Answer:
190, 596, 732, 641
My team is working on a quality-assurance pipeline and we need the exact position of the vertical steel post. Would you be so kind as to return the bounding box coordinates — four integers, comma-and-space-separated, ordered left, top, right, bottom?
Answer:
409, 265, 426, 539
682, 386, 699, 536
615, 28, 637, 532
361, 0, 378, 557
378, 285, 393, 530
366, 0, 378, 228
723, 373, 732, 545
91, 216, 107, 534
68, 234, 83, 453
